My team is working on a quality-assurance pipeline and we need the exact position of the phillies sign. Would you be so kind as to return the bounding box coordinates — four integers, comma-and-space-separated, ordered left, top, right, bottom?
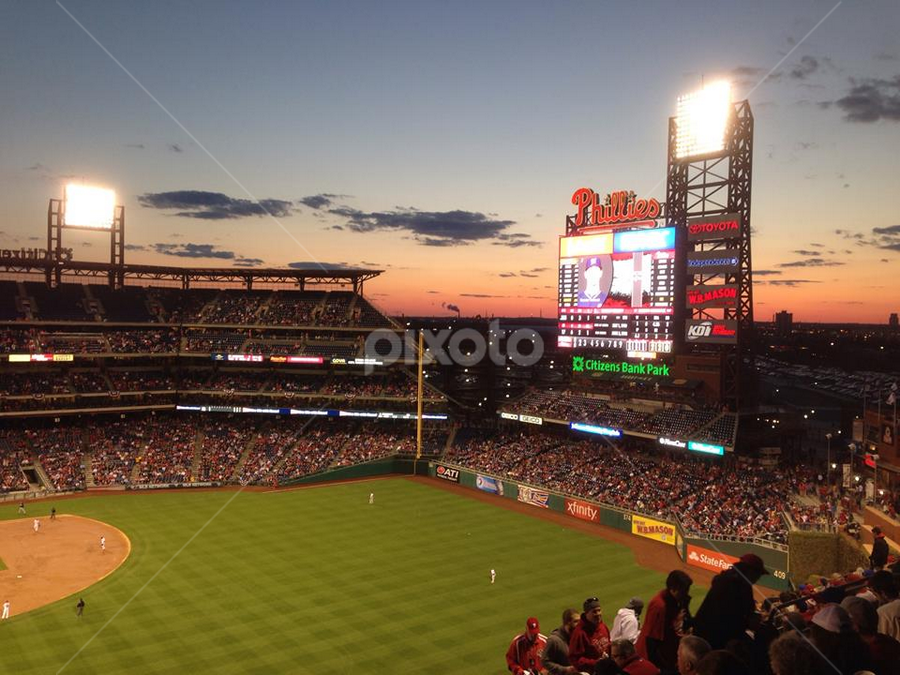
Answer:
571, 188, 662, 229
686, 285, 737, 308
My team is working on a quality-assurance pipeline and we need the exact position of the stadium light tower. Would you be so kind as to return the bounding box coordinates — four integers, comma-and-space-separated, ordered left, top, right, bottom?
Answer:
667, 79, 753, 412
675, 81, 733, 160
64, 184, 116, 229
48, 182, 125, 287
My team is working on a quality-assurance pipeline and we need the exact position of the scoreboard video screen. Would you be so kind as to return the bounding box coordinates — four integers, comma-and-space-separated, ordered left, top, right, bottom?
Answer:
558, 226, 675, 353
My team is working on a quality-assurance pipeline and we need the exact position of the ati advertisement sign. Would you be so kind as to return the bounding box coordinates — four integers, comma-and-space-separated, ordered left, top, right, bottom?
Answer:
476, 474, 504, 495
687, 214, 742, 242
572, 356, 670, 377
686, 250, 740, 275
517, 485, 550, 509
631, 515, 676, 546
686, 545, 739, 573
685, 320, 738, 344
686, 285, 738, 309
435, 465, 460, 483
565, 498, 600, 523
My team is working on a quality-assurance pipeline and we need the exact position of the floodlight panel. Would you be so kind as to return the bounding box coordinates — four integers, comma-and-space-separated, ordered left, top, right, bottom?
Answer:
64, 184, 115, 229
675, 81, 732, 159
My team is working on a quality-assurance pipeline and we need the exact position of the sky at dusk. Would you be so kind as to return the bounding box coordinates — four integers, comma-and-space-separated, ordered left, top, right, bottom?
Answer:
1, 0, 899, 322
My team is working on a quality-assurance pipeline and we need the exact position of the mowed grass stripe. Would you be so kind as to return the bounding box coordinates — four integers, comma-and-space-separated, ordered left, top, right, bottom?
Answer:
0, 479, 704, 674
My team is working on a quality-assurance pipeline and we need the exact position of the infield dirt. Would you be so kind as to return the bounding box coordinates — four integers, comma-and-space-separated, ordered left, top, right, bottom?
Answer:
0, 514, 129, 618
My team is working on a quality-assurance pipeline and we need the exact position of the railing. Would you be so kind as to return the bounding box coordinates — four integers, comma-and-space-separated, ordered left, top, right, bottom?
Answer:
0, 488, 83, 503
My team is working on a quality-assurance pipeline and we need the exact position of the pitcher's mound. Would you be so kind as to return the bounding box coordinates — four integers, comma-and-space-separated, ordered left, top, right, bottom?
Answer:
0, 514, 130, 619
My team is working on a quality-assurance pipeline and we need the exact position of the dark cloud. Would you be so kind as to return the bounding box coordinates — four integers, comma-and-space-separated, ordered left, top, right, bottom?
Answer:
790, 55, 820, 80
139, 190, 295, 220
823, 75, 900, 123
233, 257, 265, 267
426, 290, 439, 294
445, 303, 461, 314
873, 225, 900, 235
124, 244, 148, 251
124, 143, 145, 149
796, 142, 818, 151
752, 270, 783, 276
764, 279, 822, 287
27, 236, 41, 242
328, 205, 537, 248
460, 293, 504, 298
169, 143, 184, 153
287, 261, 355, 270
26, 162, 49, 171
153, 243, 235, 259
779, 258, 845, 267
491, 233, 541, 248
875, 51, 898, 62
298, 193, 348, 210
498, 272, 517, 278
792, 249, 820, 256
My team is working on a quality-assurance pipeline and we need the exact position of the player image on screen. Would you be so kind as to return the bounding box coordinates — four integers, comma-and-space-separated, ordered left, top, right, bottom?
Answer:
558, 226, 676, 353
578, 255, 613, 307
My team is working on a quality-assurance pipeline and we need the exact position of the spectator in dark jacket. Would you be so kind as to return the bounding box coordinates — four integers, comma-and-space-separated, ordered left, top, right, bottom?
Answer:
569, 597, 611, 672
610, 639, 659, 674
693, 554, 768, 650
542, 608, 580, 675
842, 595, 900, 675
636, 570, 693, 671
872, 526, 890, 570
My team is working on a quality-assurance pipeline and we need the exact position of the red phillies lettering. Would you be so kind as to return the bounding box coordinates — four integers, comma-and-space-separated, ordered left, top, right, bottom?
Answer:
571, 188, 661, 228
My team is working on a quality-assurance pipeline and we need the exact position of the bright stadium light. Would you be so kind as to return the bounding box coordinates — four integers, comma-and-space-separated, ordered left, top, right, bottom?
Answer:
64, 184, 116, 229
675, 80, 732, 159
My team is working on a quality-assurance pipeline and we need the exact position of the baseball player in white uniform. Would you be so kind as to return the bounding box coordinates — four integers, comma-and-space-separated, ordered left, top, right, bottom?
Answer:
491, 569, 496, 584
33, 518, 40, 533
2, 600, 9, 619
100, 535, 106, 552
369, 492, 374, 505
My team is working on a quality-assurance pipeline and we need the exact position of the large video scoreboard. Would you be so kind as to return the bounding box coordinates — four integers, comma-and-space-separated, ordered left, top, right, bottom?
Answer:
558, 209, 675, 354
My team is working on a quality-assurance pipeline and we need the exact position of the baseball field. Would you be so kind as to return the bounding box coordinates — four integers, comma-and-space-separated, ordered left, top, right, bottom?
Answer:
0, 477, 706, 674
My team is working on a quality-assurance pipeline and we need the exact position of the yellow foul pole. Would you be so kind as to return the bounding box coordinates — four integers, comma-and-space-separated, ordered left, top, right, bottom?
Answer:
416, 330, 424, 462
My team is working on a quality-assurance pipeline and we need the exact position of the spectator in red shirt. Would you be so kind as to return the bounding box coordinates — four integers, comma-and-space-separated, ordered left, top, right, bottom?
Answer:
610, 639, 660, 674
636, 570, 694, 671
506, 616, 547, 675
569, 597, 611, 671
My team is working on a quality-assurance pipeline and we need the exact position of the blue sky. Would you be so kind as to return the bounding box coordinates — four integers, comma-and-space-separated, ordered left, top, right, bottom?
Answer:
1, 0, 899, 320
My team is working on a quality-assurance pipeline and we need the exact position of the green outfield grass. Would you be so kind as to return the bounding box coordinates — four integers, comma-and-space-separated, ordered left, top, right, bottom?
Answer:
0, 479, 705, 674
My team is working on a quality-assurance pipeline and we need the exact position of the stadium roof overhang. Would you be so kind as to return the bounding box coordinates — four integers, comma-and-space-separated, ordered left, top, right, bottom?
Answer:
0, 257, 383, 291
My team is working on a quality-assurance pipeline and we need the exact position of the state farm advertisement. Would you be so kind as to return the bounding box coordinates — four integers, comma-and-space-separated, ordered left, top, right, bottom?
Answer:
686, 545, 738, 573
565, 498, 600, 523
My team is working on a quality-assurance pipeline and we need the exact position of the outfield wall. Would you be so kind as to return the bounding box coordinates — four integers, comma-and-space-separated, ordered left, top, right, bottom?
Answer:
430, 462, 791, 591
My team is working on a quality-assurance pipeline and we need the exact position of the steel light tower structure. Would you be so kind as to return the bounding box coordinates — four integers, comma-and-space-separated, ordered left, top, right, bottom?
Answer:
48, 184, 124, 288
667, 83, 754, 410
